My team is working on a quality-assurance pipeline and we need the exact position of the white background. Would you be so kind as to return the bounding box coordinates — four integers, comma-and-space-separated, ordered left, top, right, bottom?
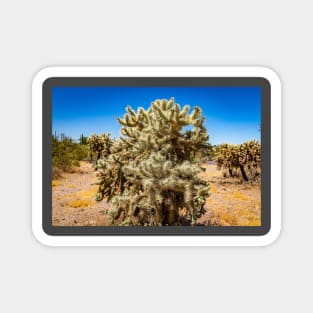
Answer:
0, 0, 311, 312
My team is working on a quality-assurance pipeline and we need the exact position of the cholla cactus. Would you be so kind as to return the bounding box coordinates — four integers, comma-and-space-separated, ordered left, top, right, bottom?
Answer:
215, 140, 261, 181
238, 140, 261, 180
88, 133, 112, 161
95, 98, 210, 226
216, 143, 239, 177
238, 140, 261, 166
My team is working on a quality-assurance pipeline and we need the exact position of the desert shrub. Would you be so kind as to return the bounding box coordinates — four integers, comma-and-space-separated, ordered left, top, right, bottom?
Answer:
95, 98, 210, 226
74, 144, 89, 161
52, 133, 89, 172
207, 144, 218, 160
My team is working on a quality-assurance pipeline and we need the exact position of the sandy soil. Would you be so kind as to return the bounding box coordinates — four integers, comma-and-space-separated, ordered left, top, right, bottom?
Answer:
52, 161, 112, 226
52, 161, 261, 226
198, 164, 261, 226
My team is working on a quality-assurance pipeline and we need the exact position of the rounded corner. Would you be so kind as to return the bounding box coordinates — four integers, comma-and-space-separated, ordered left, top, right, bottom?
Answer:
259, 224, 282, 247
32, 67, 58, 90
32, 224, 54, 247
256, 66, 282, 89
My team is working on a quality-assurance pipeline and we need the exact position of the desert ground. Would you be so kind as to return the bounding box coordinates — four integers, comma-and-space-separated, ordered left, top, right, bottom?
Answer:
52, 161, 261, 226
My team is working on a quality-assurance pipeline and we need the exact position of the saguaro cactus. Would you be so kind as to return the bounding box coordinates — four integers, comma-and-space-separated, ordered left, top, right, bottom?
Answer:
79, 133, 88, 145
95, 98, 210, 226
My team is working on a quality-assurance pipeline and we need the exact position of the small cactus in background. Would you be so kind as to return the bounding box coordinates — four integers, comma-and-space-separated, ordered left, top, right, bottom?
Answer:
87, 133, 113, 162
216, 143, 239, 178
79, 133, 88, 145
95, 98, 210, 226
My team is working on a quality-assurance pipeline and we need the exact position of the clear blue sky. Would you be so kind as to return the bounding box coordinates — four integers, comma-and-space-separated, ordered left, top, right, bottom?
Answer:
52, 86, 261, 145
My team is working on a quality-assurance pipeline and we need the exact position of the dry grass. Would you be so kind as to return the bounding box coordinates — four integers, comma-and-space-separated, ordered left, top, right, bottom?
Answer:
232, 191, 248, 200
55, 186, 98, 208
67, 199, 94, 208
214, 205, 261, 226
199, 163, 261, 226
74, 187, 98, 198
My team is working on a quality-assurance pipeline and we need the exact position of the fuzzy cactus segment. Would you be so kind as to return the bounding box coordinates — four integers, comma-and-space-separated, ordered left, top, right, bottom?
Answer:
95, 98, 210, 226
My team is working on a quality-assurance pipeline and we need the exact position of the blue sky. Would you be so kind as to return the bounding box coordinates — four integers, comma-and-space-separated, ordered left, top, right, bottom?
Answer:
52, 86, 261, 145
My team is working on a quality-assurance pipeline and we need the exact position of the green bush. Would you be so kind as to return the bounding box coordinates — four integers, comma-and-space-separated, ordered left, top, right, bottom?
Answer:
52, 134, 89, 172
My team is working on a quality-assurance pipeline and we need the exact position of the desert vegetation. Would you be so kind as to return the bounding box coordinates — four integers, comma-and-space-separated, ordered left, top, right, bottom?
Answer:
215, 140, 261, 182
87, 133, 113, 162
52, 98, 261, 227
52, 133, 89, 177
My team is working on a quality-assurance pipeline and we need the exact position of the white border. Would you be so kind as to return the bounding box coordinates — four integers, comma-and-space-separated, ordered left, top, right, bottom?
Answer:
32, 67, 281, 246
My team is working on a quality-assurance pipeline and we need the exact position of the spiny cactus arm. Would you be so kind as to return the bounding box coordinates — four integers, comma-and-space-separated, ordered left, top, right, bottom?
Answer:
189, 106, 202, 122
179, 104, 190, 117
152, 102, 169, 121
126, 105, 137, 118
117, 117, 128, 126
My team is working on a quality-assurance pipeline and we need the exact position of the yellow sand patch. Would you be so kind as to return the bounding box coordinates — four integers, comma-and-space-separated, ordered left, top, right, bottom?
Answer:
232, 191, 248, 200
246, 218, 261, 226
52, 180, 61, 187
58, 186, 99, 209
235, 207, 261, 226
217, 210, 237, 225
210, 185, 217, 193
56, 186, 98, 208
67, 199, 94, 208
66, 184, 76, 189
215, 206, 261, 226
75, 187, 98, 198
